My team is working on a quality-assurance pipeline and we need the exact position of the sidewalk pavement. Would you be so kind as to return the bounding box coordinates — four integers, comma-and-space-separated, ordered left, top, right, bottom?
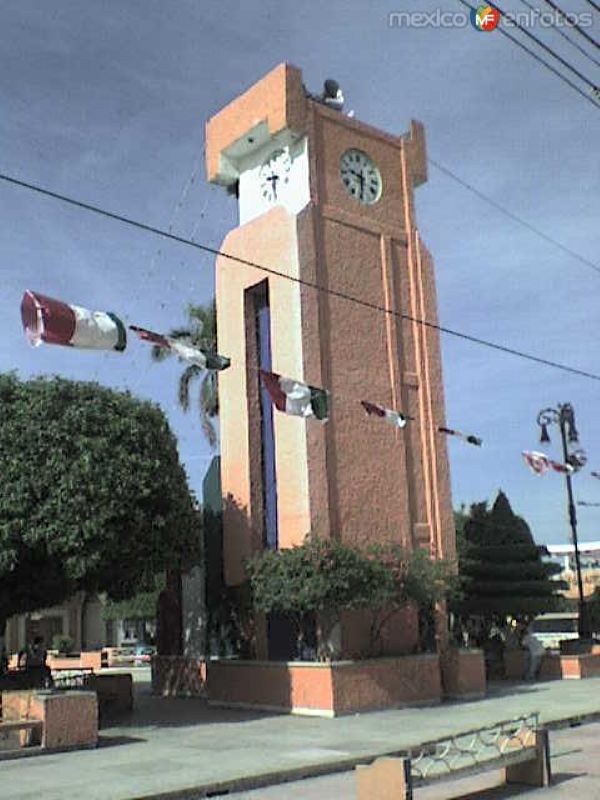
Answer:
227, 722, 600, 799
2, 670, 600, 800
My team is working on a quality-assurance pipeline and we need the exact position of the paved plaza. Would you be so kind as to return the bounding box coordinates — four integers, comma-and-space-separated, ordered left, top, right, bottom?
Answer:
2, 671, 600, 800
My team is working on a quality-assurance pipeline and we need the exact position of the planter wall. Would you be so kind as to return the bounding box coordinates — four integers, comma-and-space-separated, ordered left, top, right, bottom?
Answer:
2, 689, 98, 750
8, 651, 102, 672
440, 649, 486, 699
503, 648, 527, 681
207, 654, 441, 717
539, 651, 600, 680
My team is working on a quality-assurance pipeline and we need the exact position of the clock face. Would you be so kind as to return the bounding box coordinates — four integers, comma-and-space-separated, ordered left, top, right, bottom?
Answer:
340, 149, 382, 205
259, 148, 292, 203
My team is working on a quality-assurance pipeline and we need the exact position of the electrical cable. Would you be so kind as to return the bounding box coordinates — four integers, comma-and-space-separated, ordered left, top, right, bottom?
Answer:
541, 0, 600, 51
493, 0, 599, 88
3, 169, 600, 383
427, 158, 600, 276
518, 0, 600, 68
456, 0, 600, 109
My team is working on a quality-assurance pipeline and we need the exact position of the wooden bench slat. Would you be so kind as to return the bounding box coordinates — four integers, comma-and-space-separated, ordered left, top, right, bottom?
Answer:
0, 720, 43, 731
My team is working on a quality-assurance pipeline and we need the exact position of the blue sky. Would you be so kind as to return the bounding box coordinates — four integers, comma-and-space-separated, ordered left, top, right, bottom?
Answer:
1, 0, 599, 545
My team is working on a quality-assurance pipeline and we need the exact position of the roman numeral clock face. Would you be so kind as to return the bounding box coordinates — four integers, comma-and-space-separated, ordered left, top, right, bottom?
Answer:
340, 149, 382, 205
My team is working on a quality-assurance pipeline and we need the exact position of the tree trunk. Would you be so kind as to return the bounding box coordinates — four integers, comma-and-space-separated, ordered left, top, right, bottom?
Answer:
0, 616, 7, 674
156, 570, 183, 656
316, 611, 341, 661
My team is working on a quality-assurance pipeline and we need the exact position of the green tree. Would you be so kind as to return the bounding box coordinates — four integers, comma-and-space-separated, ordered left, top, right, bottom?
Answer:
456, 491, 564, 625
246, 537, 456, 660
103, 574, 166, 621
0, 373, 202, 645
151, 301, 219, 447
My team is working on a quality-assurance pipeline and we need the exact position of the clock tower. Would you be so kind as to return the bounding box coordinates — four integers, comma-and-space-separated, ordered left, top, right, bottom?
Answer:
206, 64, 455, 655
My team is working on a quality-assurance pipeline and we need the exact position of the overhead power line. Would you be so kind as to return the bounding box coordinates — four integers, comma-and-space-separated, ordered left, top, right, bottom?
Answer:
541, 0, 600, 51
456, 0, 600, 109
519, 0, 600, 68
583, 0, 600, 13
2, 170, 600, 383
492, 0, 599, 88
428, 159, 600, 276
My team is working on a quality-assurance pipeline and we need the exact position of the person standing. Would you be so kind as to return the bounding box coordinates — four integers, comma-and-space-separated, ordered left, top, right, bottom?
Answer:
22, 636, 52, 688
523, 626, 545, 681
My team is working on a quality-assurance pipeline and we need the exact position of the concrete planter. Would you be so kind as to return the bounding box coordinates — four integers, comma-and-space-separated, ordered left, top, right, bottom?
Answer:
2, 689, 98, 750
440, 648, 486, 699
539, 651, 600, 680
503, 648, 527, 680
47, 652, 102, 671
207, 654, 442, 717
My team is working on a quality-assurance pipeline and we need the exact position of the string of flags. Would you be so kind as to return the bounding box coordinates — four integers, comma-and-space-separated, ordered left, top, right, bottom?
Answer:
130, 325, 231, 371
21, 290, 127, 352
20, 290, 230, 371
20, 290, 480, 447
522, 450, 574, 476
439, 426, 482, 447
17, 289, 600, 500
259, 370, 329, 421
360, 400, 410, 429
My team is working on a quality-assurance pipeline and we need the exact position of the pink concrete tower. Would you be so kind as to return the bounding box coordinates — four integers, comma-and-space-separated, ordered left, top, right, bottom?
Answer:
205, 64, 455, 628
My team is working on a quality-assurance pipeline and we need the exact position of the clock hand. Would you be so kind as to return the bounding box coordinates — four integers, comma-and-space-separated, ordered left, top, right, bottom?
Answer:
266, 173, 279, 199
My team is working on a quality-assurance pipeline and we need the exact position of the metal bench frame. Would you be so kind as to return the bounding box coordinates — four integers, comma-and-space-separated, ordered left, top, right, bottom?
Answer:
357, 713, 551, 800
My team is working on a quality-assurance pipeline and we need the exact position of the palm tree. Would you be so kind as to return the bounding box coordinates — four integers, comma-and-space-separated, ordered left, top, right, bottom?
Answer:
151, 301, 219, 448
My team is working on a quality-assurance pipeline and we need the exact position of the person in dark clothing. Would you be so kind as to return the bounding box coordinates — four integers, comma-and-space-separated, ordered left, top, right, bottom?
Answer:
21, 636, 52, 688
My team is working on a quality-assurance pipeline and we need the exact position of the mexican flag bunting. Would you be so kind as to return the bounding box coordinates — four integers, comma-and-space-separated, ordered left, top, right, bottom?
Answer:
522, 451, 551, 475
21, 290, 126, 352
549, 460, 574, 475
361, 400, 408, 429
522, 451, 573, 476
129, 325, 230, 371
259, 370, 329, 421
439, 426, 482, 447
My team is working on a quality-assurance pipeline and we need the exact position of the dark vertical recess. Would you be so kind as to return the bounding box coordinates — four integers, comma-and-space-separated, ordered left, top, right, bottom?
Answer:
253, 282, 279, 550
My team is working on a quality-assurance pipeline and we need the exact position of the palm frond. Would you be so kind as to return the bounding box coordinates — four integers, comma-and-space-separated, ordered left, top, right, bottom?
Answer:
200, 370, 219, 417
151, 345, 172, 363
199, 372, 218, 449
178, 364, 203, 412
166, 327, 194, 341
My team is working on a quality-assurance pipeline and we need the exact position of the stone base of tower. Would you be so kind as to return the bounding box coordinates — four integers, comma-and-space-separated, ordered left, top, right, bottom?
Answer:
206, 654, 442, 717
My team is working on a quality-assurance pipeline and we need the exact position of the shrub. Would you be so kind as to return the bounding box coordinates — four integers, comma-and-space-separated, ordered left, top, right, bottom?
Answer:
246, 536, 456, 660
52, 634, 75, 654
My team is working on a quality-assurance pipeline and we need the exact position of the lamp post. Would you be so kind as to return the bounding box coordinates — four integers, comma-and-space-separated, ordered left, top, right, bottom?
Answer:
537, 403, 591, 639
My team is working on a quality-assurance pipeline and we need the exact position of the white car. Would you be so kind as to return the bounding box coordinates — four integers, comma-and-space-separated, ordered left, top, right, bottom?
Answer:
530, 612, 579, 650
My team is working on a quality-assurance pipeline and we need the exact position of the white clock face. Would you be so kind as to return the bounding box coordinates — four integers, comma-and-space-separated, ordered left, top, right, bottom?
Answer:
259, 148, 292, 203
340, 149, 382, 205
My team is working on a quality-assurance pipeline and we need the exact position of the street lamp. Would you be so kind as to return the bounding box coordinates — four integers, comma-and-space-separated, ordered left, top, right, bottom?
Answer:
537, 404, 591, 639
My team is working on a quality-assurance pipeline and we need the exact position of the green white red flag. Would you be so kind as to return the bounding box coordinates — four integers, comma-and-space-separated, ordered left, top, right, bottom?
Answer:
260, 370, 329, 421
439, 426, 482, 447
21, 290, 126, 352
522, 450, 573, 476
129, 325, 230, 371
361, 400, 408, 428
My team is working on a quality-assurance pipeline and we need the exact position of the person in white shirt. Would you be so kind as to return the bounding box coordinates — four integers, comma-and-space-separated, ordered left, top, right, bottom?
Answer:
523, 626, 545, 680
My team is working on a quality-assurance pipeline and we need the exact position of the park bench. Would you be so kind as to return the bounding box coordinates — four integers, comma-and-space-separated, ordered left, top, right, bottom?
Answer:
0, 718, 43, 749
357, 712, 551, 799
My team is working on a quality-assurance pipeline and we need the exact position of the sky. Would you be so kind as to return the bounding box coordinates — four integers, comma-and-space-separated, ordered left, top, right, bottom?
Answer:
1, 0, 599, 546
